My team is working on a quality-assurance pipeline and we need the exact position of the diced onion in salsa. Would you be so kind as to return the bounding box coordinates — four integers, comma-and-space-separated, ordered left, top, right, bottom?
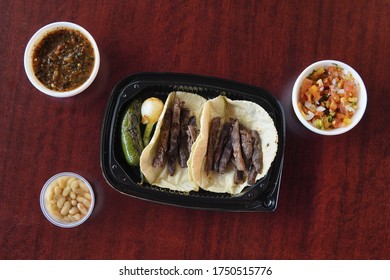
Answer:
298, 64, 359, 130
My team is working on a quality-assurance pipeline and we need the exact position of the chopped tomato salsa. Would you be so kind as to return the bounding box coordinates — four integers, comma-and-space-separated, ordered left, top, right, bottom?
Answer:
298, 64, 359, 130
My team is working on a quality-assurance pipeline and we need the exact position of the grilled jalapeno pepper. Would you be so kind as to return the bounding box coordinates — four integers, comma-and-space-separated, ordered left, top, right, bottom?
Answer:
121, 99, 144, 166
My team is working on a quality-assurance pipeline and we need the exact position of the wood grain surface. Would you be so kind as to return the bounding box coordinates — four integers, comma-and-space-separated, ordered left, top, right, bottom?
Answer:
0, 0, 389, 260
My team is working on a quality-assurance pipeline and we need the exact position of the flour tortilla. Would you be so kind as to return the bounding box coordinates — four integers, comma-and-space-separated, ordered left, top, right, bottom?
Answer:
140, 91, 206, 192
188, 95, 278, 194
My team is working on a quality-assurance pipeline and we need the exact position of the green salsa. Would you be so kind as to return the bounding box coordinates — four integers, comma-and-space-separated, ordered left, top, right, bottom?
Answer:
32, 28, 95, 92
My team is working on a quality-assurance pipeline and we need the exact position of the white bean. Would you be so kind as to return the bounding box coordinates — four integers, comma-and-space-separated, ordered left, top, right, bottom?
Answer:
70, 180, 79, 192
54, 186, 62, 195
74, 188, 85, 194
73, 213, 81, 221
69, 206, 79, 215
68, 214, 76, 222
81, 198, 91, 208
79, 182, 89, 192
77, 203, 88, 215
46, 187, 54, 201
76, 196, 91, 208
49, 202, 57, 212
66, 177, 77, 188
62, 186, 71, 197
56, 196, 66, 209
58, 177, 67, 189
60, 201, 71, 215
51, 209, 63, 220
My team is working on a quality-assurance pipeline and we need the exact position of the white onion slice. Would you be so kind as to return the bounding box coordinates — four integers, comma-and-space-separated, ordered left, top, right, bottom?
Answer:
345, 105, 355, 112
338, 89, 345, 94
305, 111, 315, 120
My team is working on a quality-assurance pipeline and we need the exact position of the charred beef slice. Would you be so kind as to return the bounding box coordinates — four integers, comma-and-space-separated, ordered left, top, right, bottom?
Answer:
204, 117, 221, 174
240, 128, 253, 171
251, 130, 263, 174
187, 116, 197, 153
167, 98, 183, 176
179, 108, 191, 168
231, 119, 246, 171
213, 121, 232, 171
152, 109, 173, 168
218, 137, 233, 173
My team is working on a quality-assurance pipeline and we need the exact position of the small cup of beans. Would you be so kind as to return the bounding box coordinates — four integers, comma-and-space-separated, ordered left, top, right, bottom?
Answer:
40, 172, 95, 228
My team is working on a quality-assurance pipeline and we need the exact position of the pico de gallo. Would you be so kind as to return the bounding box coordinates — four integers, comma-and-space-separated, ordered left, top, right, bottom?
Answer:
298, 64, 359, 130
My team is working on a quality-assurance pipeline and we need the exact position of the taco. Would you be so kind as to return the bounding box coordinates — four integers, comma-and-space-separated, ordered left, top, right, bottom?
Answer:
188, 95, 278, 194
140, 91, 207, 192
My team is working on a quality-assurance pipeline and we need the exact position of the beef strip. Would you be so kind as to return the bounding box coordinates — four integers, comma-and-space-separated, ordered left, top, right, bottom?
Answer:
218, 137, 232, 173
234, 169, 246, 184
204, 117, 221, 174
167, 98, 183, 176
179, 108, 191, 168
212, 121, 232, 171
247, 164, 257, 185
186, 116, 197, 153
231, 119, 246, 171
251, 130, 263, 174
152, 109, 173, 168
240, 128, 253, 170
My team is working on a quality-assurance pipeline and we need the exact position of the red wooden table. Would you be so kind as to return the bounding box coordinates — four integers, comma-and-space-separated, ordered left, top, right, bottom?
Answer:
0, 0, 388, 260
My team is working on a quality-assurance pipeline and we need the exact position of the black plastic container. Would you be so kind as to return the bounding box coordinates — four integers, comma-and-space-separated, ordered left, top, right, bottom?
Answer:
101, 73, 285, 211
